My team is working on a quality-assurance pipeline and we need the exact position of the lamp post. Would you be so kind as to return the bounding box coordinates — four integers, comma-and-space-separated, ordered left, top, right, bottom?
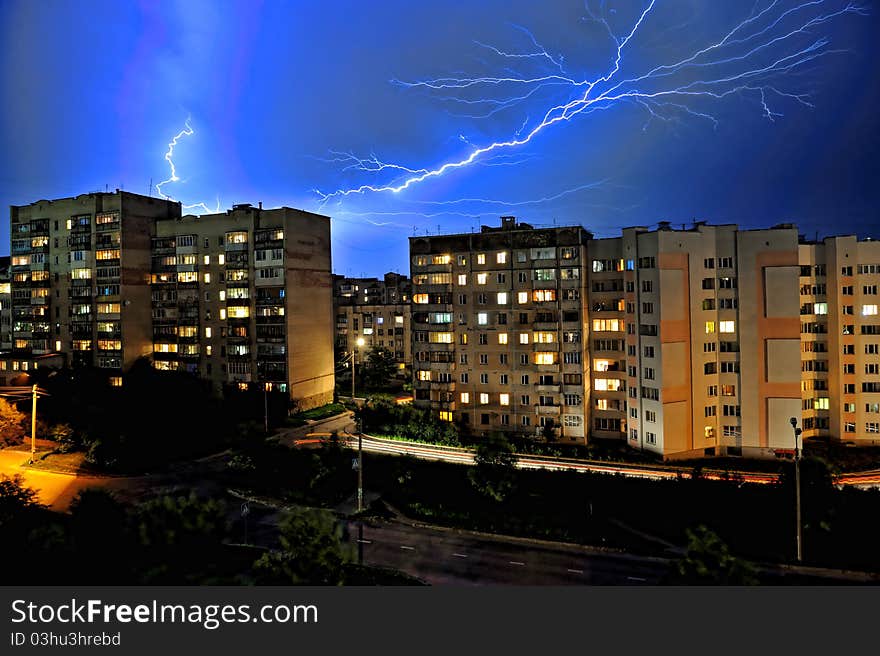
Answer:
264, 382, 271, 435
353, 337, 365, 513
790, 417, 803, 563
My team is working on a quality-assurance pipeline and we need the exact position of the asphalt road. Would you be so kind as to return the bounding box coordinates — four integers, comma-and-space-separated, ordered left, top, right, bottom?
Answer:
342, 517, 669, 585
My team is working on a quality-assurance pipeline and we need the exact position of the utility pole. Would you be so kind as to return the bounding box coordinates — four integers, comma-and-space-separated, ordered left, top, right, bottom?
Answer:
264, 383, 269, 435
352, 338, 365, 513
30, 384, 37, 465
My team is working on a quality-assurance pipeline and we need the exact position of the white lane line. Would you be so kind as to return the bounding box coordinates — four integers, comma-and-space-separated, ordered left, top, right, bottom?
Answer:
567, 568, 584, 574
452, 553, 468, 558
509, 561, 526, 566
627, 576, 647, 582
400, 545, 415, 550
356, 539, 372, 544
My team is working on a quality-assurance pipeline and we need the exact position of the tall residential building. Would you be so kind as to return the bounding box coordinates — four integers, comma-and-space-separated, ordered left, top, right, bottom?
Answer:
798, 236, 880, 445
411, 217, 806, 458
9, 191, 334, 410
0, 256, 11, 352
10, 192, 181, 382
410, 217, 591, 440
333, 272, 412, 374
591, 222, 802, 458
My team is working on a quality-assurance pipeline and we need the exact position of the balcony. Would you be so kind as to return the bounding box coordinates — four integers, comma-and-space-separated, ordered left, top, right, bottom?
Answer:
536, 405, 561, 416
535, 384, 561, 393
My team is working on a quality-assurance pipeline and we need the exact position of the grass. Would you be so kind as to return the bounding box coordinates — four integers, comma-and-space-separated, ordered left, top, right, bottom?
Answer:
287, 403, 348, 425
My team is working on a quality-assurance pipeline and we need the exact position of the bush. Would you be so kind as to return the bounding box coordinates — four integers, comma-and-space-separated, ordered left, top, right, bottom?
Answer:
358, 399, 460, 446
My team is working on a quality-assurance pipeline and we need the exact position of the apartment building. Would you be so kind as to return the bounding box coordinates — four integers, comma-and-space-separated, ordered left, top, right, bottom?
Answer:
799, 236, 880, 446
9, 192, 180, 384
150, 203, 335, 409
333, 272, 411, 374
411, 217, 805, 457
596, 222, 802, 459
410, 217, 591, 441
9, 191, 335, 410
0, 256, 11, 351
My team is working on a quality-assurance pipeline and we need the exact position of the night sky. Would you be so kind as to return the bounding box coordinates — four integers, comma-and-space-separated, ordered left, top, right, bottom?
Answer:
1, 0, 877, 277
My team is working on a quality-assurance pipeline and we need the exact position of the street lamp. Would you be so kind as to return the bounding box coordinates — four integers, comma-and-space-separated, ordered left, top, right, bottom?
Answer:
790, 416, 803, 563
353, 337, 365, 512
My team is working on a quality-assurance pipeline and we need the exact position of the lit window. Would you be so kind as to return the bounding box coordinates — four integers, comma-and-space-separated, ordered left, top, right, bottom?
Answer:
517, 292, 528, 304
593, 359, 613, 372
592, 319, 621, 332
863, 305, 878, 316
218, 254, 225, 265
220, 309, 227, 320
478, 312, 488, 325
813, 303, 827, 315
534, 352, 555, 365
204, 255, 210, 265
519, 333, 529, 344
534, 332, 554, 343
439, 411, 453, 422
432, 254, 451, 265
395, 315, 404, 325
460, 392, 470, 404
429, 332, 453, 343
458, 274, 467, 285
719, 321, 735, 333
500, 393, 510, 406
480, 393, 489, 405
477, 254, 486, 264
206, 345, 212, 356
813, 398, 830, 410
498, 333, 508, 344
228, 307, 249, 318
413, 294, 429, 304
477, 273, 488, 285
497, 252, 508, 264
204, 273, 211, 284
532, 289, 556, 302
205, 327, 212, 338
109, 377, 122, 387
705, 321, 716, 334
418, 370, 431, 381
219, 291, 226, 301
227, 231, 248, 244
594, 378, 622, 392
497, 292, 508, 305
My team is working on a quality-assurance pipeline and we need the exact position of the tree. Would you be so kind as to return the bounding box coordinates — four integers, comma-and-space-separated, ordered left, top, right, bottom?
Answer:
0, 474, 40, 528
541, 418, 557, 442
361, 346, 398, 389
0, 398, 27, 446
253, 508, 350, 585
133, 493, 229, 583
673, 525, 758, 585
468, 433, 518, 502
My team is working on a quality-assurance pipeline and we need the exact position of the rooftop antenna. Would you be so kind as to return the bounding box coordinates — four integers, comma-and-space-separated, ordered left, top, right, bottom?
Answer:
149, 178, 152, 197
437, 224, 441, 235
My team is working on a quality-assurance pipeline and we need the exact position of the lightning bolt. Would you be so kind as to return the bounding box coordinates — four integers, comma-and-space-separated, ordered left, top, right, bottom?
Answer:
155, 117, 221, 214
316, 0, 868, 203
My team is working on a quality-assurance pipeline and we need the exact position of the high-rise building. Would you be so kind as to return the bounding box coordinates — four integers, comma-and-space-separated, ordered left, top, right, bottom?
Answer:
411, 217, 812, 457
9, 191, 335, 410
333, 272, 412, 375
410, 217, 591, 440
798, 235, 880, 445
0, 256, 11, 352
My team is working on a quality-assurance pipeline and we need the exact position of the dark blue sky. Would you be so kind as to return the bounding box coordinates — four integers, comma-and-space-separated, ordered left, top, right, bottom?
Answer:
1, 0, 877, 277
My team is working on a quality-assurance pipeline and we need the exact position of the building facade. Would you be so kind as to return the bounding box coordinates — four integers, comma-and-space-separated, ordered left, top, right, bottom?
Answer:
411, 217, 815, 458
798, 236, 880, 446
0, 256, 11, 352
9, 191, 334, 410
333, 272, 412, 375
410, 217, 591, 441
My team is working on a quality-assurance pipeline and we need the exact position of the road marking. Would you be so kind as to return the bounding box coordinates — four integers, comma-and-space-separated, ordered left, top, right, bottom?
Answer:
627, 576, 647, 582
509, 561, 526, 566
400, 545, 415, 550
452, 553, 468, 558
567, 568, 584, 574
356, 539, 372, 544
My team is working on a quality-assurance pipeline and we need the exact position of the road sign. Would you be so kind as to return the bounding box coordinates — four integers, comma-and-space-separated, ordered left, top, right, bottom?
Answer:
241, 502, 250, 517
352, 457, 359, 470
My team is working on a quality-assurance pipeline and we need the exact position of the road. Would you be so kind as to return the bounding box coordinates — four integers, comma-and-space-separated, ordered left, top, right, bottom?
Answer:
342, 517, 669, 585
342, 433, 781, 484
